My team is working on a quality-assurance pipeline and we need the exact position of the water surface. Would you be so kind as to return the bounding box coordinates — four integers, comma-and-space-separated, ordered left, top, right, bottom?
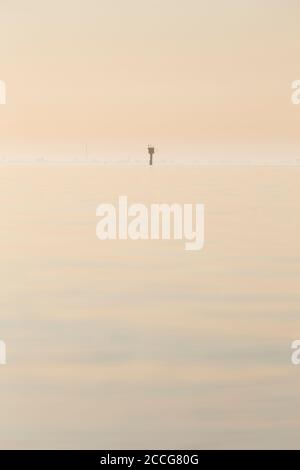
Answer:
0, 167, 299, 449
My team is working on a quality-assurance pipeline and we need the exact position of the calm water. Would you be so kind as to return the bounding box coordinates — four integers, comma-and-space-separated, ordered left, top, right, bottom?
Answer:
0, 166, 300, 449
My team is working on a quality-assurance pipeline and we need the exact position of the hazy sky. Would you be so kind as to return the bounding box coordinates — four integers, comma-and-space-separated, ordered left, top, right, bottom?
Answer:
0, 0, 300, 159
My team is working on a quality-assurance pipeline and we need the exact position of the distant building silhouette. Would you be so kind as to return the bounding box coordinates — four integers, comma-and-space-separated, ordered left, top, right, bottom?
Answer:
148, 146, 155, 166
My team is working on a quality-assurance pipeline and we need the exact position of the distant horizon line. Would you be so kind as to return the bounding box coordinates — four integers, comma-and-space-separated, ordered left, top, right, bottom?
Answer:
0, 156, 299, 167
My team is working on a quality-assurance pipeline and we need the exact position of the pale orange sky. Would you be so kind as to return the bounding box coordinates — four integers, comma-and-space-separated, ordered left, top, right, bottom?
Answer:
0, 0, 300, 159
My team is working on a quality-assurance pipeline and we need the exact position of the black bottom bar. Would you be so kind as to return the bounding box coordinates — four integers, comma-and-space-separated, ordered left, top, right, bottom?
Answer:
0, 450, 297, 467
